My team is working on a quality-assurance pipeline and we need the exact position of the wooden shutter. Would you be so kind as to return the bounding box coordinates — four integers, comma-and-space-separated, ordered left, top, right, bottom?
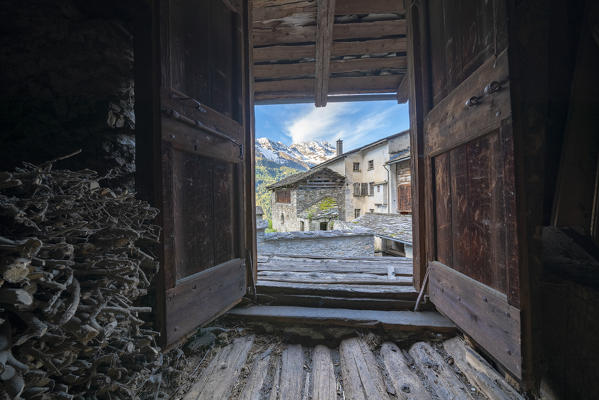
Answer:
360, 183, 368, 196
353, 183, 360, 196
397, 184, 411, 213
139, 0, 251, 347
408, 0, 526, 381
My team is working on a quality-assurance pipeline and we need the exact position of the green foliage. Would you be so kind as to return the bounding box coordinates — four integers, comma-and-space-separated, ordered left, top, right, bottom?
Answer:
255, 157, 304, 220
317, 197, 337, 211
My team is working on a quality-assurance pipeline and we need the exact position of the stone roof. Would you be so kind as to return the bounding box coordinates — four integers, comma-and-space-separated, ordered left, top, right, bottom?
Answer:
266, 167, 345, 190
298, 207, 339, 220
263, 227, 374, 241
336, 213, 412, 245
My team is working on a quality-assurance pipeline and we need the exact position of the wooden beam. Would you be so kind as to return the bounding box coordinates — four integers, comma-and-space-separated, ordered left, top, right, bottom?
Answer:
253, 44, 314, 62
396, 73, 408, 103
332, 37, 407, 56
253, 24, 316, 46
253, 37, 406, 62
335, 0, 405, 15
315, 0, 336, 106
253, 1, 316, 22
253, 56, 406, 80
253, 19, 406, 48
254, 74, 403, 96
253, 62, 315, 79
333, 19, 407, 40
331, 56, 406, 73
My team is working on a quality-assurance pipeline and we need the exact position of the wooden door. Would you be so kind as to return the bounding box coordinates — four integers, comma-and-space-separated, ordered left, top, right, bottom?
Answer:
140, 0, 252, 347
408, 1, 524, 380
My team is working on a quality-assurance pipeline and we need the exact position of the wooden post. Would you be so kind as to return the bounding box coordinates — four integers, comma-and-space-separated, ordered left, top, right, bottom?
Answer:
315, 0, 336, 107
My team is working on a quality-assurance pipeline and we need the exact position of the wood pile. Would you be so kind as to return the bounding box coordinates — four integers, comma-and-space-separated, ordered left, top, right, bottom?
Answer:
0, 158, 162, 399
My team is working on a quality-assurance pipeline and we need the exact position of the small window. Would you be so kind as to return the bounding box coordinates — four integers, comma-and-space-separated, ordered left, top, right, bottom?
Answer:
353, 162, 360, 172
377, 185, 381, 193
369, 182, 374, 196
281, 213, 285, 224
354, 209, 361, 218
353, 182, 361, 197
320, 222, 328, 231
300, 221, 304, 231
368, 160, 374, 170
360, 183, 368, 196
276, 189, 291, 203
369, 209, 374, 213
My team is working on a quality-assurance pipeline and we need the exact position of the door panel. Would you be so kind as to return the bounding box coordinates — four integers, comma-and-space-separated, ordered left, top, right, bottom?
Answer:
409, 0, 524, 380
154, 0, 250, 347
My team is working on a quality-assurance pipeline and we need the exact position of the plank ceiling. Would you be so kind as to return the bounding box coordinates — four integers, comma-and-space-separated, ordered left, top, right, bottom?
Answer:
253, 0, 408, 106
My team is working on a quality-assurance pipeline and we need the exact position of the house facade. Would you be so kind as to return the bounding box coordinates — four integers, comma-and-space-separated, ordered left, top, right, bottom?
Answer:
317, 130, 411, 220
268, 168, 345, 232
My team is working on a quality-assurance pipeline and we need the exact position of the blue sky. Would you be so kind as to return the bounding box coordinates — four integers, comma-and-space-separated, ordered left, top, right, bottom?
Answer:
255, 101, 410, 152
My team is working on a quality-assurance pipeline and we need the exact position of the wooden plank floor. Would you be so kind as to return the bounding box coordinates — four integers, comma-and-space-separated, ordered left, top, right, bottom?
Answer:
183, 334, 525, 400
229, 305, 455, 333
257, 255, 419, 310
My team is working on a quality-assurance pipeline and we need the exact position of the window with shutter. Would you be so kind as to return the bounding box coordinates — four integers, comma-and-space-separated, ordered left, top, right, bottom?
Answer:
397, 184, 412, 213
369, 182, 374, 196
276, 189, 291, 203
361, 183, 368, 196
353, 183, 361, 196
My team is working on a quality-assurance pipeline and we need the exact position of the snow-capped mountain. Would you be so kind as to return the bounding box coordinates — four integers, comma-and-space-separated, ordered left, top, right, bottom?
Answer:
256, 137, 336, 170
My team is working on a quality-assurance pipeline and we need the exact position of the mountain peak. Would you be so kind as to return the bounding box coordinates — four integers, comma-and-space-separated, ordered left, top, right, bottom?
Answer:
255, 138, 336, 170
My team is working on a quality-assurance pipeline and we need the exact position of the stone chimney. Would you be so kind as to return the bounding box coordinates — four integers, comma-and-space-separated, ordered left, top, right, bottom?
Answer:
336, 139, 343, 156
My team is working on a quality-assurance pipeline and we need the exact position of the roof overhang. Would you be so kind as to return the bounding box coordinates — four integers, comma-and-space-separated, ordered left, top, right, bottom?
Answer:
253, 0, 409, 106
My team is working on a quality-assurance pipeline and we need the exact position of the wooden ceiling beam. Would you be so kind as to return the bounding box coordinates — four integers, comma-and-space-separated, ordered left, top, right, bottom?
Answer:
254, 74, 404, 98
253, 37, 405, 62
253, 0, 316, 21
254, 62, 315, 79
252, 56, 406, 80
254, 44, 315, 62
335, 0, 405, 15
330, 56, 406, 73
332, 37, 407, 56
315, 0, 336, 106
396, 73, 409, 103
333, 19, 407, 40
253, 25, 316, 46
253, 19, 406, 47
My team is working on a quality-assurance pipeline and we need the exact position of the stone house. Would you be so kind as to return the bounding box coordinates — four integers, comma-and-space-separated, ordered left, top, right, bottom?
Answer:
314, 131, 411, 220
267, 167, 345, 232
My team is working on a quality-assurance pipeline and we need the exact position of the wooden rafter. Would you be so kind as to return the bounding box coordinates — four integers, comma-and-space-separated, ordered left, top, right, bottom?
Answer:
315, 0, 336, 106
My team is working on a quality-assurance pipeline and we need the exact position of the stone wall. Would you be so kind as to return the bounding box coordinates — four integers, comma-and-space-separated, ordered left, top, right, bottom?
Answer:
295, 187, 345, 217
271, 190, 298, 232
257, 229, 374, 257
0, 0, 135, 187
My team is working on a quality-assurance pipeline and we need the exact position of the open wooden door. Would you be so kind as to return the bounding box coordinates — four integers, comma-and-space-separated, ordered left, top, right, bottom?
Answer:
137, 0, 253, 347
408, 1, 525, 380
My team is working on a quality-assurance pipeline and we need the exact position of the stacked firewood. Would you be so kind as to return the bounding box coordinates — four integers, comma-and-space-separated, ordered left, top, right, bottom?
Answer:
0, 157, 162, 399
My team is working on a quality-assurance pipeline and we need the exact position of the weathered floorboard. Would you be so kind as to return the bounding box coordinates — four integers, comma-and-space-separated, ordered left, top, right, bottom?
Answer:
256, 293, 419, 310
279, 344, 305, 400
409, 342, 474, 400
268, 355, 282, 400
183, 336, 254, 400
380, 342, 431, 399
256, 281, 418, 299
239, 346, 273, 400
311, 345, 337, 400
443, 337, 524, 400
229, 306, 455, 332
258, 270, 413, 285
339, 337, 389, 400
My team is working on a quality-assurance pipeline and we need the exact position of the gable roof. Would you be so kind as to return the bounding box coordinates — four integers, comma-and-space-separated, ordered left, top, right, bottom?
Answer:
267, 167, 345, 190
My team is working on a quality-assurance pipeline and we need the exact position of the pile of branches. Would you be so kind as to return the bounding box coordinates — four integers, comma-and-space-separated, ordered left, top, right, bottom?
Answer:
0, 156, 162, 399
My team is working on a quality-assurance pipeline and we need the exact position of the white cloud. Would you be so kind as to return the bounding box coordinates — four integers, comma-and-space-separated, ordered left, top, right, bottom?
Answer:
285, 103, 350, 144
283, 102, 404, 150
